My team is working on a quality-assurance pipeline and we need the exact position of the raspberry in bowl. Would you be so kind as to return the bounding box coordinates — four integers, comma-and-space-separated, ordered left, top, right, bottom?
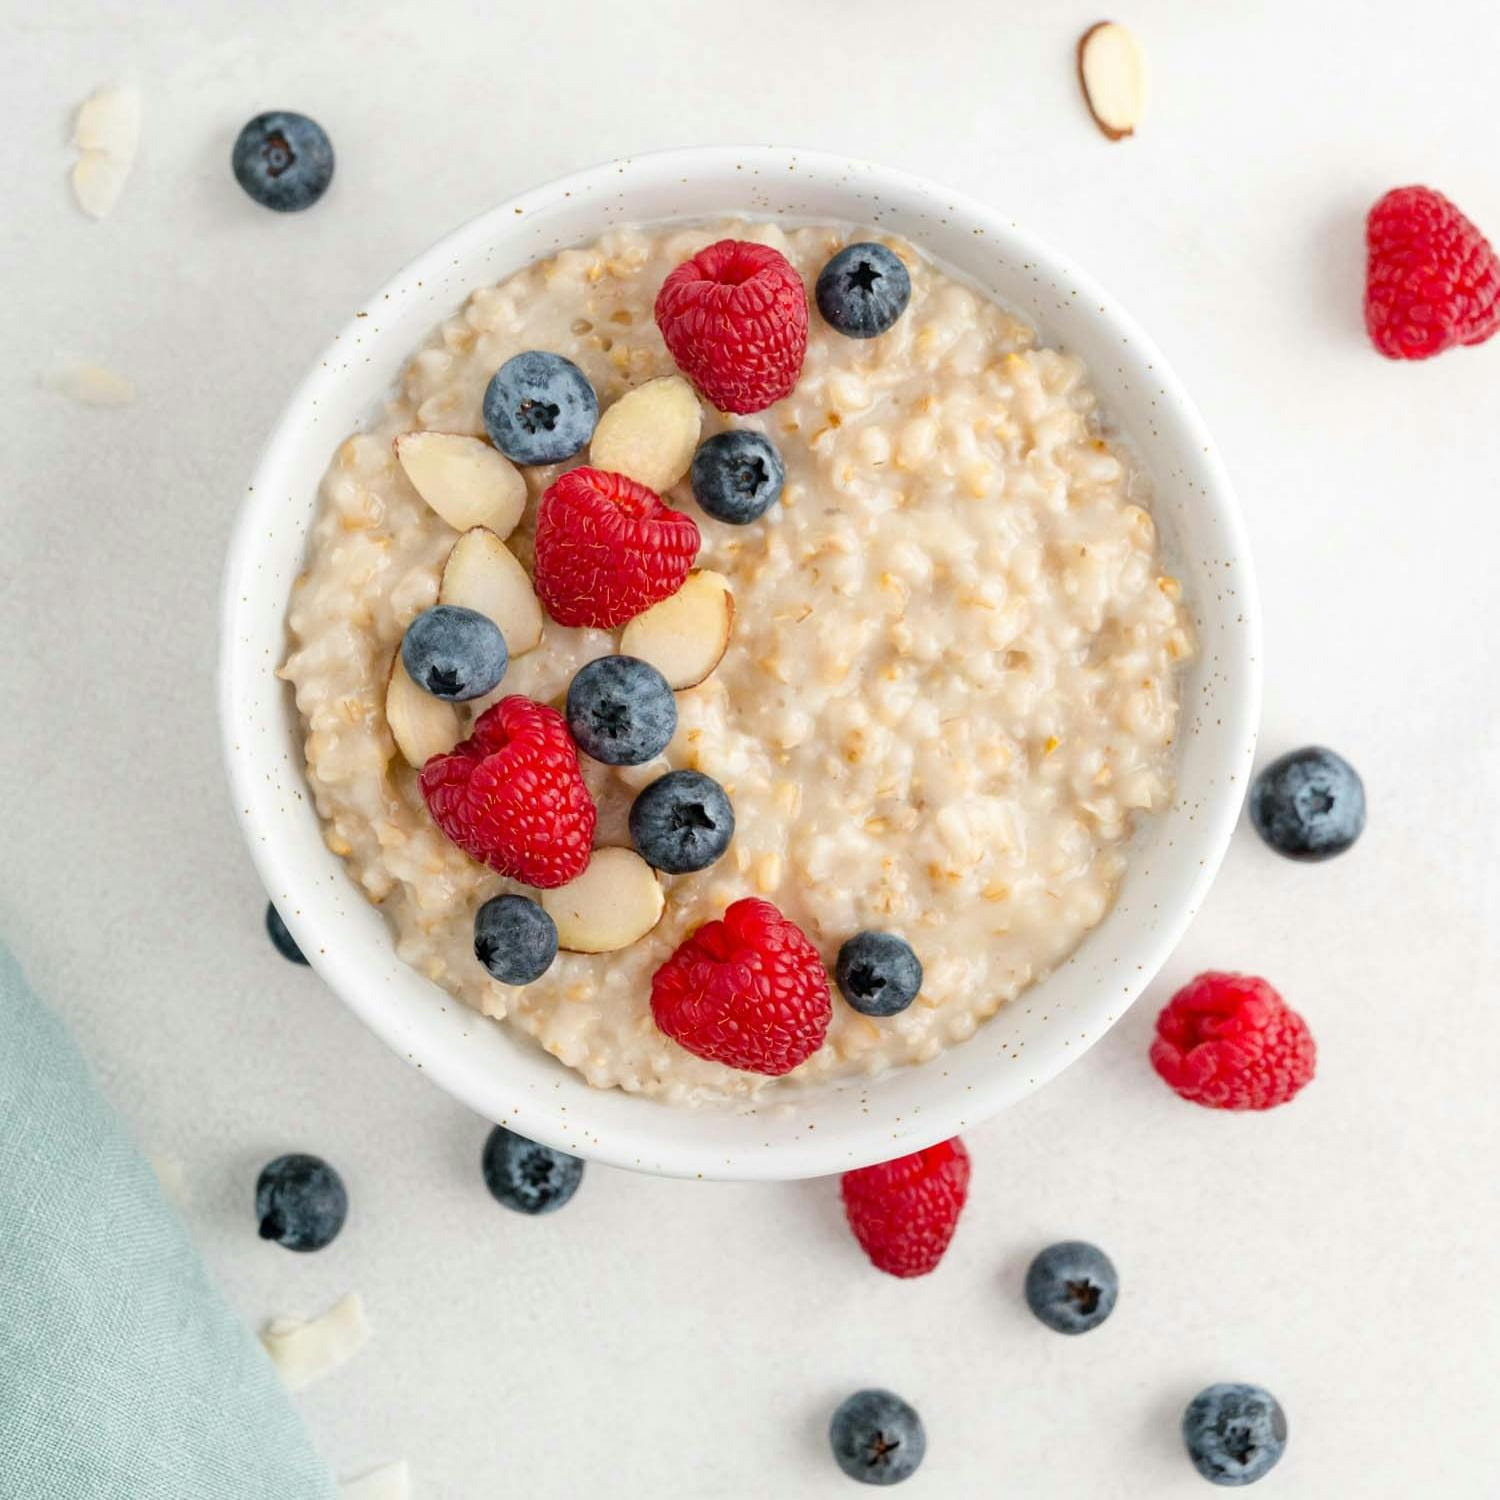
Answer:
221, 148, 1260, 1179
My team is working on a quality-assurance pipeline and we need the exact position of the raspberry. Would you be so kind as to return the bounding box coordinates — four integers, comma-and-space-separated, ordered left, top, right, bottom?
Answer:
841, 1138, 971, 1279
1365, 186, 1500, 360
649, 898, 831, 1075
419, 696, 596, 889
532, 466, 699, 630
1149, 972, 1316, 1111
654, 239, 809, 413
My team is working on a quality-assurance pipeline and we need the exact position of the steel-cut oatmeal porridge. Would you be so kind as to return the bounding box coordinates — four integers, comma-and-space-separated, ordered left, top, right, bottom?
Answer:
281, 218, 1193, 1105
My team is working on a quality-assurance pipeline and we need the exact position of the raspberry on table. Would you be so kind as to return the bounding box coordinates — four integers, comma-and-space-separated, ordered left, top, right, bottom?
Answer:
649, 897, 830, 1075
840, 1137, 971, 1279
1149, 972, 1316, 1111
532, 466, 700, 629
1365, 185, 1500, 360
419, 696, 596, 889
654, 239, 809, 413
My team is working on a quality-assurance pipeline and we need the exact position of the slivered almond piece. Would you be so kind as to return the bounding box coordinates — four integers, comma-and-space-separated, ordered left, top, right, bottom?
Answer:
261, 1291, 370, 1393
394, 432, 526, 536
439, 527, 544, 655
618, 570, 734, 689
1077, 22, 1146, 141
541, 847, 664, 953
589, 376, 701, 491
385, 654, 461, 766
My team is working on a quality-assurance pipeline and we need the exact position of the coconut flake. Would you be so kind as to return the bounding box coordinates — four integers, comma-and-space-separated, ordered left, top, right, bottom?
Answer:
260, 1291, 370, 1392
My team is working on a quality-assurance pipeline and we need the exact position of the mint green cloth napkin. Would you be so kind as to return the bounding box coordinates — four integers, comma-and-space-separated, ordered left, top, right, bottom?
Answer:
0, 943, 338, 1499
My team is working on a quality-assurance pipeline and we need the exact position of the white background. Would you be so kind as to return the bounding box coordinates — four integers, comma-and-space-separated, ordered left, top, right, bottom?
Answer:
2, 1, 1497, 1495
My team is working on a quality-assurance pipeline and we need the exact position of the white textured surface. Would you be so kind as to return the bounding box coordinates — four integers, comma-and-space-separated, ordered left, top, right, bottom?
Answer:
1, 2, 1495, 1496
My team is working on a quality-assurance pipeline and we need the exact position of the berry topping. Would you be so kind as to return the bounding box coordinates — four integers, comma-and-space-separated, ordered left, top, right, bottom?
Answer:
650, 897, 830, 1074
1024, 1241, 1119, 1334
689, 429, 786, 524
265, 902, 308, 965
840, 1138, 970, 1279
628, 769, 735, 874
654, 239, 808, 413
1150, 972, 1316, 1111
474, 893, 558, 985
532, 466, 700, 629
565, 655, 678, 766
1249, 746, 1365, 862
419, 696, 596, 889
829, 1389, 927, 1487
834, 931, 923, 1017
1182, 1383, 1288, 1487
255, 1153, 347, 1252
400, 603, 508, 701
482, 351, 599, 465
816, 242, 912, 339
481, 1125, 583, 1215
231, 112, 334, 212
1365, 186, 1500, 360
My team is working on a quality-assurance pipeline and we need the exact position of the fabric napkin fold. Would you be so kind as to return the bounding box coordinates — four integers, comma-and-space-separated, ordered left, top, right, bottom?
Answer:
0, 942, 338, 1499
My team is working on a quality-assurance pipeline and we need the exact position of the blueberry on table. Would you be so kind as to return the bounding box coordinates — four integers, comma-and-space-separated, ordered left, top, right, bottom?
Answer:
400, 604, 508, 701
265, 902, 308, 965
481, 1125, 583, 1215
483, 351, 599, 466
1024, 1240, 1119, 1334
689, 430, 785, 524
829, 1388, 926, 1486
628, 769, 735, 874
816, 243, 912, 339
835, 932, 923, 1016
566, 655, 678, 766
474, 894, 558, 985
255, 1154, 347, 1251
1182, 1383, 1287, 1486
1249, 745, 1365, 861
231, 112, 334, 212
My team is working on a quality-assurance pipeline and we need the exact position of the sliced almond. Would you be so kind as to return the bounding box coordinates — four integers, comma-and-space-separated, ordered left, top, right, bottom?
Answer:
541, 847, 664, 953
1077, 22, 1146, 141
42, 358, 135, 406
438, 528, 544, 656
619, 570, 734, 689
588, 375, 701, 492
385, 653, 462, 766
70, 85, 140, 219
394, 432, 526, 537
261, 1291, 370, 1393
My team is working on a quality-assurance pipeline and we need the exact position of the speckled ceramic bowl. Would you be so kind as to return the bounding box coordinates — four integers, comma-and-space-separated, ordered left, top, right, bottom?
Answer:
219, 146, 1260, 1181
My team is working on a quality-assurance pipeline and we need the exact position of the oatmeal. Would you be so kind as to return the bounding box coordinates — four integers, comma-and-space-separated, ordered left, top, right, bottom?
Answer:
281, 219, 1192, 1105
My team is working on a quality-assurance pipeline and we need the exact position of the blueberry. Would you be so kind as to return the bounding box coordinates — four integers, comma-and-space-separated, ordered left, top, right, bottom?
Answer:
1024, 1241, 1119, 1334
255, 1153, 347, 1251
483, 351, 598, 465
400, 604, 507, 701
566, 655, 677, 766
1182, 1383, 1288, 1487
689, 430, 786, 524
265, 902, 308, 965
231, 112, 334, 212
474, 894, 557, 985
1249, 745, 1365, 861
481, 1125, 583, 1215
829, 1389, 926, 1486
629, 770, 735, 874
816, 243, 912, 339
835, 932, 922, 1016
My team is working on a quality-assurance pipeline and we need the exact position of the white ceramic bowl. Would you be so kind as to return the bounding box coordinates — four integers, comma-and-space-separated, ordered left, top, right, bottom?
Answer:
220, 146, 1259, 1181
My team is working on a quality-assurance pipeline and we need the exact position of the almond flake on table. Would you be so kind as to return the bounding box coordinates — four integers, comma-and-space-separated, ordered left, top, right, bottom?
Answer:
42, 359, 136, 406
260, 1290, 370, 1392
70, 83, 140, 218
339, 1459, 411, 1499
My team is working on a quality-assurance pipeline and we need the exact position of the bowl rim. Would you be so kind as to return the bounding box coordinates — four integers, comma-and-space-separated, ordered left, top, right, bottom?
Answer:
220, 144, 1261, 1179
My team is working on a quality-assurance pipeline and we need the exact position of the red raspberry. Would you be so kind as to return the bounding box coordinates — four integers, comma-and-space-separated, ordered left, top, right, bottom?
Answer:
649, 898, 831, 1075
1149, 972, 1316, 1111
1365, 186, 1500, 360
532, 466, 699, 629
841, 1138, 971, 1279
654, 239, 809, 413
419, 696, 595, 889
